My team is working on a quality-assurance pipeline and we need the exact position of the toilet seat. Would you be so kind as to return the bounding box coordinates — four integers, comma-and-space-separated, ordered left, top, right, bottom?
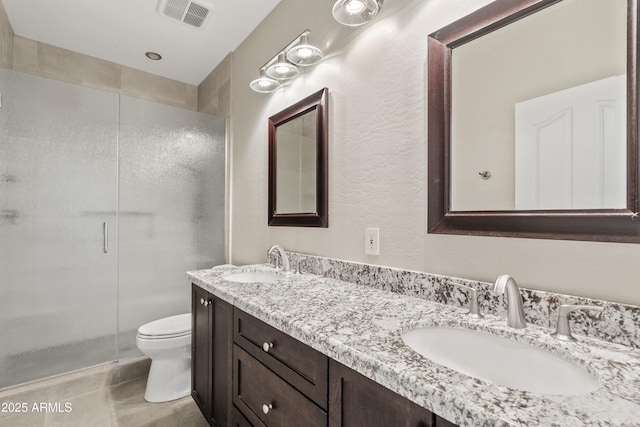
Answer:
137, 313, 191, 339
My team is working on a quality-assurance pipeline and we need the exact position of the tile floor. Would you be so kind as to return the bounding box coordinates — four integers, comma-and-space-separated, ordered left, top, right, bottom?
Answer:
0, 359, 209, 427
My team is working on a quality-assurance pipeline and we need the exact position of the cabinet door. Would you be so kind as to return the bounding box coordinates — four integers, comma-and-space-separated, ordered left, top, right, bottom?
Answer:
192, 285, 233, 427
435, 416, 458, 427
231, 405, 267, 427
329, 360, 434, 427
211, 296, 233, 427
192, 285, 213, 421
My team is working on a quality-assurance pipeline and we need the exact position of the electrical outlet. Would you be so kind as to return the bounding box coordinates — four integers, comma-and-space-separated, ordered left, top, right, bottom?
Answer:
365, 228, 379, 255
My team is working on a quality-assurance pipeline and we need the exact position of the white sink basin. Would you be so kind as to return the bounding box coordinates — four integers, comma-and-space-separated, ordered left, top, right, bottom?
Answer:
222, 271, 283, 283
401, 326, 599, 395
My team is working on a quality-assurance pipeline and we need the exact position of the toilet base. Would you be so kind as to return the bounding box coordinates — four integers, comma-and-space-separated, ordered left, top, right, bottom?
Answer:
144, 358, 191, 403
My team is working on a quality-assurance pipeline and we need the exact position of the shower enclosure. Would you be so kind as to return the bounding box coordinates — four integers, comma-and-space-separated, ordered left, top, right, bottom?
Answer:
0, 69, 225, 388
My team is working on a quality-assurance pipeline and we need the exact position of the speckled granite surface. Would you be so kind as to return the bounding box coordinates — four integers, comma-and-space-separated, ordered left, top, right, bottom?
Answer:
284, 252, 640, 350
188, 263, 640, 427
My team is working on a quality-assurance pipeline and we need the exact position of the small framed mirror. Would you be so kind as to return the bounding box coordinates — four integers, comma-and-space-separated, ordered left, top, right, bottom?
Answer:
268, 88, 328, 227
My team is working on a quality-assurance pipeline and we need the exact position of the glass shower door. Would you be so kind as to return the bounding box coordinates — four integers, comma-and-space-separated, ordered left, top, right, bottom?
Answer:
0, 69, 119, 388
117, 96, 225, 358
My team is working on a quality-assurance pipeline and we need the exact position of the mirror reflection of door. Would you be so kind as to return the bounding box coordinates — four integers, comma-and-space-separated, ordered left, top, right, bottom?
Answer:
450, 0, 627, 211
515, 75, 626, 210
275, 109, 318, 214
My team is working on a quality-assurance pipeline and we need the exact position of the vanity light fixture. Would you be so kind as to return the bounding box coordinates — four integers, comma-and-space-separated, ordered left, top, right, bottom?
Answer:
286, 33, 323, 66
249, 68, 281, 93
332, 0, 383, 26
266, 53, 300, 80
250, 30, 324, 94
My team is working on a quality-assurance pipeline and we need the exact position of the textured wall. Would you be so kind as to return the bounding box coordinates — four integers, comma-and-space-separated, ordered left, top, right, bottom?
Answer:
229, 0, 640, 307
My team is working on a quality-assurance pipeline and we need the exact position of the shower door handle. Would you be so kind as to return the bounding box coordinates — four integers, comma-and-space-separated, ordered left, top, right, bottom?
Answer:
103, 222, 108, 253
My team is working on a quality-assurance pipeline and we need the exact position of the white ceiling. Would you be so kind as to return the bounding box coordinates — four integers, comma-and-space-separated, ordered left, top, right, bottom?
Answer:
2, 0, 281, 85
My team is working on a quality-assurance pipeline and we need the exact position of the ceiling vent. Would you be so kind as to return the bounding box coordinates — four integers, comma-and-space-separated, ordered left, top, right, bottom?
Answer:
157, 0, 212, 29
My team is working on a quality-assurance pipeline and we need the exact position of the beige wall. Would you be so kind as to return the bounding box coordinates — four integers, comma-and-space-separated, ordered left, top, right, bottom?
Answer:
199, 53, 231, 117
0, 0, 199, 112
228, 0, 640, 307
0, 0, 13, 68
10, 36, 198, 111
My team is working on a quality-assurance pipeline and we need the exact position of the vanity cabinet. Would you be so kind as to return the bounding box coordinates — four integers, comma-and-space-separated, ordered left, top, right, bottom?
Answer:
192, 287, 458, 427
330, 360, 444, 427
191, 284, 233, 427
232, 308, 329, 427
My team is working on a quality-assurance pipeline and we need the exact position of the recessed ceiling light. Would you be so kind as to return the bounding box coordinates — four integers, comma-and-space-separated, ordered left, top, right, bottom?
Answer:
145, 52, 162, 61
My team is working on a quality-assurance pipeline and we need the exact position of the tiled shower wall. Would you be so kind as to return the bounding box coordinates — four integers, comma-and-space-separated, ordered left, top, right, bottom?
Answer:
198, 52, 231, 118
0, 1, 13, 68
0, 0, 231, 115
11, 36, 198, 111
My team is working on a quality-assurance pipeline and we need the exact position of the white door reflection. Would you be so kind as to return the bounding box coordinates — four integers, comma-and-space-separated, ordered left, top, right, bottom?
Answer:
515, 75, 626, 210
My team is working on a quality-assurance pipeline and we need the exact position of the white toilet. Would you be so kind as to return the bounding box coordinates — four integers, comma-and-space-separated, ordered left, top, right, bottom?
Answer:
136, 313, 192, 403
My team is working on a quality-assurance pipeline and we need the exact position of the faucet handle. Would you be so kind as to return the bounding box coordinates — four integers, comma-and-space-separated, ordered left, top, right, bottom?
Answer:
551, 304, 604, 342
295, 257, 305, 275
448, 281, 483, 319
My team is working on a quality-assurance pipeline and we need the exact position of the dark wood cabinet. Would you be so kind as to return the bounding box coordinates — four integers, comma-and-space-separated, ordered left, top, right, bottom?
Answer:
329, 360, 456, 427
233, 309, 328, 409
435, 416, 458, 427
231, 405, 265, 427
232, 308, 328, 427
192, 284, 233, 427
233, 344, 327, 427
192, 285, 458, 427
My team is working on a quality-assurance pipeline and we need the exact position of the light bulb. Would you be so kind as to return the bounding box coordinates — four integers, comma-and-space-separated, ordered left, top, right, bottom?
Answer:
297, 47, 313, 58
266, 53, 299, 80
286, 33, 324, 66
332, 0, 382, 26
250, 69, 280, 93
345, 0, 366, 14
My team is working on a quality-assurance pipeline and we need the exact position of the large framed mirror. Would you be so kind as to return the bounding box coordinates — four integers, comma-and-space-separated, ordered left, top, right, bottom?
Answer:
268, 88, 328, 227
428, 0, 640, 242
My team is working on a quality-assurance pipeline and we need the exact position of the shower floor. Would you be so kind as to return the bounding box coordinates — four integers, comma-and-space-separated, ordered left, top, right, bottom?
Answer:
0, 359, 207, 427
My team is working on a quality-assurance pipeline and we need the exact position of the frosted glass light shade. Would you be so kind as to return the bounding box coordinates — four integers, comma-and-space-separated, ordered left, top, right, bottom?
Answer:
266, 53, 299, 80
286, 34, 323, 66
332, 0, 382, 26
250, 70, 281, 93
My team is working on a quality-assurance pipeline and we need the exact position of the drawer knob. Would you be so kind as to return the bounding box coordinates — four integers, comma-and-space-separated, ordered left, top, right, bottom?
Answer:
200, 298, 205, 305
204, 299, 210, 307
262, 403, 273, 414
262, 342, 273, 352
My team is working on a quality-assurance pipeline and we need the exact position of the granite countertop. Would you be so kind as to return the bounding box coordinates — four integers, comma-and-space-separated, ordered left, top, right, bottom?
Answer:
187, 264, 640, 427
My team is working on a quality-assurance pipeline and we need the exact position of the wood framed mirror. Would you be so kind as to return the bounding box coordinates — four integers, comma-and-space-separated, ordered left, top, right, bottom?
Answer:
268, 88, 328, 227
428, 0, 640, 242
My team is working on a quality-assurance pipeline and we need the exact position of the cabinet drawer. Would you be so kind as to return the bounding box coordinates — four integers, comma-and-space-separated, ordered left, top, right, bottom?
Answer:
234, 309, 328, 408
231, 405, 266, 427
233, 345, 327, 427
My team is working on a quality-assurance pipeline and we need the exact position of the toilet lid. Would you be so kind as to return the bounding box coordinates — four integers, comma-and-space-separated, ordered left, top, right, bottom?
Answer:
137, 313, 191, 338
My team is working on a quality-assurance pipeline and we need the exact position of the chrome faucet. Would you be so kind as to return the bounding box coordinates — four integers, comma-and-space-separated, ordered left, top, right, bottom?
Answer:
267, 245, 290, 273
551, 304, 604, 342
493, 275, 526, 329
